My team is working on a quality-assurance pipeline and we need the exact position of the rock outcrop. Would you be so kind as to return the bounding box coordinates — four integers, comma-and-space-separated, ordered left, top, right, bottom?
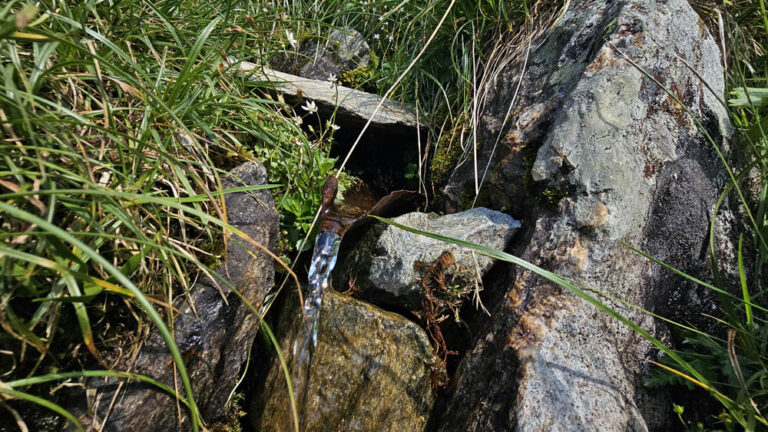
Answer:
252, 289, 437, 432
66, 162, 279, 431
431, 0, 732, 430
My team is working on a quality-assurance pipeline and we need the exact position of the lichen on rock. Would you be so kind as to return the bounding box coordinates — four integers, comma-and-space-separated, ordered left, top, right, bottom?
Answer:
431, 0, 733, 430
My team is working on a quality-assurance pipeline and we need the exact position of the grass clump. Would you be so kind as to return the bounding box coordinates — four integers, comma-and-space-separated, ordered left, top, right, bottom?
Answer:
0, 0, 532, 427
0, 0, 335, 428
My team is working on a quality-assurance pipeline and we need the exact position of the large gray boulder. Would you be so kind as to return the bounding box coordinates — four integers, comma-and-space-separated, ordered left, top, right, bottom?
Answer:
335, 208, 521, 309
66, 162, 279, 431
433, 0, 732, 430
251, 289, 437, 432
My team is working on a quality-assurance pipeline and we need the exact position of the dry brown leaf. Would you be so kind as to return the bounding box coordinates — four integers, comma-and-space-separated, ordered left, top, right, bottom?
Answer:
0, 180, 47, 214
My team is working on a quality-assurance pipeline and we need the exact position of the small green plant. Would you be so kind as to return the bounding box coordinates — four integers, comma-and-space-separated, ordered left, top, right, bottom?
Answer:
430, 115, 471, 187
672, 403, 731, 432
339, 50, 379, 89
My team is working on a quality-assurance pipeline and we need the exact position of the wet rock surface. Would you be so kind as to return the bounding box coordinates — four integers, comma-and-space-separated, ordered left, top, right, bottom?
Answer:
334, 208, 521, 309
432, 0, 732, 430
252, 289, 437, 432
64, 162, 279, 431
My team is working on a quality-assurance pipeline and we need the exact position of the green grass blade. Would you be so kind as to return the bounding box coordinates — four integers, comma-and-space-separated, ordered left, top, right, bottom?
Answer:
370, 214, 739, 414
623, 242, 768, 314
0, 201, 202, 431
0, 188, 301, 290
0, 387, 83, 432
738, 235, 753, 326
57, 265, 100, 361
169, 16, 222, 105
6, 370, 190, 408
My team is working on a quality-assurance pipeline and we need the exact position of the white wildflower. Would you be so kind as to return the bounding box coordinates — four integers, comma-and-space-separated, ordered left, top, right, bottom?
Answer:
326, 120, 340, 131
378, 16, 384, 22
292, 116, 303, 125
286, 29, 297, 48
301, 100, 317, 114
328, 73, 337, 84
373, 33, 380, 40
388, 34, 394, 42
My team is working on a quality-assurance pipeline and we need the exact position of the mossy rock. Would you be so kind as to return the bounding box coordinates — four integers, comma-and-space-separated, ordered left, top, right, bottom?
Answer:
252, 289, 437, 432
339, 51, 379, 89
430, 117, 472, 188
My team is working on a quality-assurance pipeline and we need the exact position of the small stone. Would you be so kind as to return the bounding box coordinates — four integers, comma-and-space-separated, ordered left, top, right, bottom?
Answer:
271, 27, 371, 81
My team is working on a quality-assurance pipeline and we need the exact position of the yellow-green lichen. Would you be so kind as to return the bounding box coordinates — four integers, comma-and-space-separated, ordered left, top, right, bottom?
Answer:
539, 184, 568, 209
339, 51, 379, 88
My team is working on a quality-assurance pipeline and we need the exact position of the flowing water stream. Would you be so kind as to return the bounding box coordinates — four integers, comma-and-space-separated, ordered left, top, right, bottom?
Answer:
291, 177, 368, 428
292, 231, 341, 425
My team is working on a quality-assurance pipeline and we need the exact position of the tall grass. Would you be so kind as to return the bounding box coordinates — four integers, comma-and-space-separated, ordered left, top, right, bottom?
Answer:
0, 0, 335, 428
0, 0, 536, 428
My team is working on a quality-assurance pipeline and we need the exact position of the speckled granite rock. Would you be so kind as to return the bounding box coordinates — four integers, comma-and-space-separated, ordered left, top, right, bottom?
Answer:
334, 207, 521, 309
432, 0, 732, 430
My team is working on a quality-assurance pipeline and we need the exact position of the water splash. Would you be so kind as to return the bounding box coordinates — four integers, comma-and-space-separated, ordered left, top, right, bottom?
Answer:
304, 232, 341, 351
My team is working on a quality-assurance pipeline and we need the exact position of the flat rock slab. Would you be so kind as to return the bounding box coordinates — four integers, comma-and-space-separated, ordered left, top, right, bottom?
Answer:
252, 289, 436, 432
235, 60, 418, 130
336, 207, 521, 309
